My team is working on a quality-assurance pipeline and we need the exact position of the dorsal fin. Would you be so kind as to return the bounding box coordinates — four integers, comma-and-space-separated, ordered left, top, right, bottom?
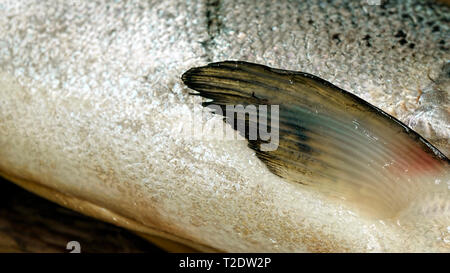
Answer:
182, 61, 450, 219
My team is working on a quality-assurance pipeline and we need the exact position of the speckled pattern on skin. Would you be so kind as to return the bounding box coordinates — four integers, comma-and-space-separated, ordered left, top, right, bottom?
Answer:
0, 0, 449, 252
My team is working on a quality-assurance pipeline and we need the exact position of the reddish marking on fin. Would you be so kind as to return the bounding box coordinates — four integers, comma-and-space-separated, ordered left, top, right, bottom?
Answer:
390, 141, 443, 176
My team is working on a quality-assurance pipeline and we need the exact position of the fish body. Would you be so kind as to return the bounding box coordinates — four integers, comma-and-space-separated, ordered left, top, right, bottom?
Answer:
0, 0, 449, 252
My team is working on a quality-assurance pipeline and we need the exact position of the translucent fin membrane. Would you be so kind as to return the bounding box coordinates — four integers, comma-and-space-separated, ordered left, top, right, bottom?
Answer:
182, 61, 450, 219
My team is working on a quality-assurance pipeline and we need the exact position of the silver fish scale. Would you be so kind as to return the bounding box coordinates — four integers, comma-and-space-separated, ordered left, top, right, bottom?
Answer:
0, 0, 449, 252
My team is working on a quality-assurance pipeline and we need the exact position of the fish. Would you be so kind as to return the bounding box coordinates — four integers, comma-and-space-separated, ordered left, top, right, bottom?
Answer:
0, 0, 449, 252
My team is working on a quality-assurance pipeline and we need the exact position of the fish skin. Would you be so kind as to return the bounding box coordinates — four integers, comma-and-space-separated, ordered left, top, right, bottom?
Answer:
0, 0, 449, 252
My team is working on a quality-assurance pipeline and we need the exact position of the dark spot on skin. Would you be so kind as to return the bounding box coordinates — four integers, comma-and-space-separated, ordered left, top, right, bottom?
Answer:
443, 63, 450, 78
394, 30, 407, 38
399, 38, 408, 46
203, 0, 222, 62
362, 34, 372, 47
332, 33, 341, 44
107, 29, 116, 36
409, 43, 415, 49
432, 26, 440, 33
308, 19, 314, 25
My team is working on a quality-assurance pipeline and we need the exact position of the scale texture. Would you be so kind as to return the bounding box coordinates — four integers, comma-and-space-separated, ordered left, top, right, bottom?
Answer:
0, 0, 449, 252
